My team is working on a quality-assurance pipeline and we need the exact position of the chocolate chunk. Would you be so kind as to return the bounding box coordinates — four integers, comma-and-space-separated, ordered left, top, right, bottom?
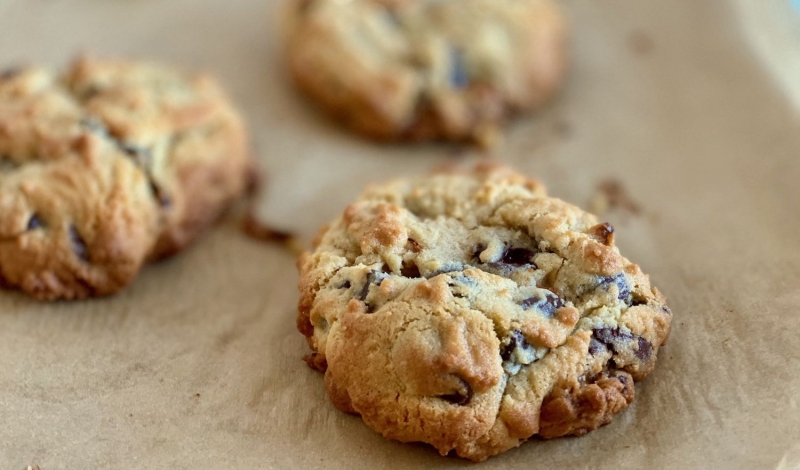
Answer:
407, 238, 422, 253
449, 48, 469, 89
594, 327, 652, 362
472, 244, 487, 261
356, 281, 370, 301
68, 225, 89, 262
501, 330, 528, 361
588, 338, 607, 355
447, 275, 473, 299
447, 274, 474, 287
26, 214, 43, 231
501, 247, 536, 266
400, 262, 421, 278
589, 222, 615, 245
592, 327, 633, 354
427, 265, 461, 278
599, 273, 631, 302
338, 280, 351, 290
520, 291, 564, 317
616, 374, 629, 386
149, 181, 171, 208
439, 377, 473, 406
635, 336, 652, 360
357, 270, 389, 301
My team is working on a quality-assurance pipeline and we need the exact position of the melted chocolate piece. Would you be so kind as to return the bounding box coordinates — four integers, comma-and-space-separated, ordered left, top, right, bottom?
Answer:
449, 48, 469, 89
26, 214, 43, 231
438, 377, 473, 406
520, 291, 564, 317
636, 336, 653, 360
472, 244, 487, 261
592, 327, 633, 354
501, 247, 536, 266
119, 143, 152, 166
588, 338, 607, 355
400, 262, 421, 278
149, 181, 171, 208
427, 266, 462, 278
357, 270, 389, 301
501, 330, 529, 361
599, 273, 631, 302
68, 225, 89, 262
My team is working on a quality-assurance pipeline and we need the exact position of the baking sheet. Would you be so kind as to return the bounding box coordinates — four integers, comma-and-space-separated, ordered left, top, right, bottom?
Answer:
0, 0, 799, 468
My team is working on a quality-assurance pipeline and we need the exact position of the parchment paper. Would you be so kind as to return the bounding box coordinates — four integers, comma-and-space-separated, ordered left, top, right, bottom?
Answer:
0, 0, 798, 468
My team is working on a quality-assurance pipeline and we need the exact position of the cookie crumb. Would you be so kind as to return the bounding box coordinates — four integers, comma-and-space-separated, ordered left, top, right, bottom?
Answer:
243, 213, 303, 255
590, 179, 641, 216
629, 30, 654, 55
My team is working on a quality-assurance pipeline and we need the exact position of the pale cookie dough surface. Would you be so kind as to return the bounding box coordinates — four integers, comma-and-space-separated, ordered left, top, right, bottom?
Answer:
297, 164, 672, 461
286, 0, 568, 144
0, 57, 252, 300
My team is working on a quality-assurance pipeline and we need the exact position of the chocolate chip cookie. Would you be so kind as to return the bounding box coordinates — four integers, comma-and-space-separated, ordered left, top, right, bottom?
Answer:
0, 57, 252, 300
297, 163, 672, 461
286, 0, 568, 145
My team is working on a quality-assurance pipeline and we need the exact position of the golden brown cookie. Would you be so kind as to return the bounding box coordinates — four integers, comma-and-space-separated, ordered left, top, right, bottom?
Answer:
0, 57, 252, 300
297, 163, 672, 461
286, 0, 568, 145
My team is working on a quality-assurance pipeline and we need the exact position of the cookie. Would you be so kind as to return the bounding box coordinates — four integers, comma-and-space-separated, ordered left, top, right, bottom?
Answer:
0, 57, 252, 300
286, 0, 568, 145
297, 163, 672, 461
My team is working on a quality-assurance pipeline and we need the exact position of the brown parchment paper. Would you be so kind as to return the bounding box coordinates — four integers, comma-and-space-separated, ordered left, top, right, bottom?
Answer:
0, 0, 799, 468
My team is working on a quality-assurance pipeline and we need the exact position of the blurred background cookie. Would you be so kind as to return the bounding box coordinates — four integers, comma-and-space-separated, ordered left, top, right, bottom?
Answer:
0, 57, 253, 300
285, 0, 568, 146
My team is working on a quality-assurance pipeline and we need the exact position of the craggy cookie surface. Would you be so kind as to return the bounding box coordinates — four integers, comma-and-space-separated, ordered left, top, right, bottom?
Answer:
297, 164, 672, 461
0, 57, 251, 300
286, 0, 567, 144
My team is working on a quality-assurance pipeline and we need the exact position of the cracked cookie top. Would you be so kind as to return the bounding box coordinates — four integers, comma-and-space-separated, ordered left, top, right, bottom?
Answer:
0, 57, 251, 299
297, 163, 672, 461
286, 0, 568, 144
